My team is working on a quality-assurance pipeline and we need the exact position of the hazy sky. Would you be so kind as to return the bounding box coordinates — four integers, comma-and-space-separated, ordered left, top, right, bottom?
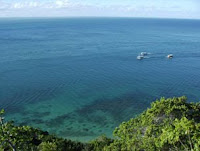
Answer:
0, 0, 199, 19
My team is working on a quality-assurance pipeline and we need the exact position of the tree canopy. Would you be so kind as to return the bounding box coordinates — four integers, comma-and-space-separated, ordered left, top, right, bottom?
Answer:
105, 96, 200, 151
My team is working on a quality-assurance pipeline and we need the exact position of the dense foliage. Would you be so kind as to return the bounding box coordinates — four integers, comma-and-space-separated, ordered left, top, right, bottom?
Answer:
105, 96, 200, 151
1, 96, 200, 151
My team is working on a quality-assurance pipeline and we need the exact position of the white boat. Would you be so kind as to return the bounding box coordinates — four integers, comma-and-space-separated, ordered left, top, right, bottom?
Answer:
141, 52, 148, 56
137, 55, 144, 60
167, 54, 173, 58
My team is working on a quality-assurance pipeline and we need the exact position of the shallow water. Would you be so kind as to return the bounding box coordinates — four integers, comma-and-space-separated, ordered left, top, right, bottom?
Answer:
0, 18, 200, 141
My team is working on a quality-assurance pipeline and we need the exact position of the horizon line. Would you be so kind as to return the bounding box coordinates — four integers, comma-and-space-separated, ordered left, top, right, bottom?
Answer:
0, 16, 199, 21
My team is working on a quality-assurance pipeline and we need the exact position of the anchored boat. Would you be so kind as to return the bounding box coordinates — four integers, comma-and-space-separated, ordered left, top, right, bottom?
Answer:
167, 54, 173, 58
137, 55, 144, 60
141, 52, 148, 56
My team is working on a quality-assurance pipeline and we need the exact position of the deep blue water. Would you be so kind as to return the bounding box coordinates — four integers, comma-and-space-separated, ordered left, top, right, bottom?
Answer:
0, 18, 200, 141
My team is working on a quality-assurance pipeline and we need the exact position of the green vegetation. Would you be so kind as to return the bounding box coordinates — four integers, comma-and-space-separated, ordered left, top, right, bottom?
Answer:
105, 96, 200, 151
1, 96, 200, 150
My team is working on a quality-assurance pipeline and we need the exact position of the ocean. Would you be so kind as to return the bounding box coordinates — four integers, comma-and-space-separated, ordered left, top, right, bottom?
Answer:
0, 18, 200, 141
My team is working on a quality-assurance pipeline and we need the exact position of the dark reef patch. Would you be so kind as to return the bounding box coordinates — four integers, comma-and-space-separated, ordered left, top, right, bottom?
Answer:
31, 111, 51, 118
17, 117, 45, 126
44, 110, 93, 129
43, 91, 153, 135
83, 128, 89, 132
67, 127, 72, 130
32, 119, 45, 124
45, 113, 74, 128
76, 91, 152, 125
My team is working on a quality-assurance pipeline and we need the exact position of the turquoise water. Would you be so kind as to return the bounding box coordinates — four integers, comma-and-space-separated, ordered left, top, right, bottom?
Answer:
0, 18, 200, 141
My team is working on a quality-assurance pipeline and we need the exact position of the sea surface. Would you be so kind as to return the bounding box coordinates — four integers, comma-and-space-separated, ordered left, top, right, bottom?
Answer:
0, 18, 200, 141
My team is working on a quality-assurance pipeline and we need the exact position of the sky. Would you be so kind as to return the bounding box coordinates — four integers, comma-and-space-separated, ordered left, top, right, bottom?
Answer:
0, 0, 199, 19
